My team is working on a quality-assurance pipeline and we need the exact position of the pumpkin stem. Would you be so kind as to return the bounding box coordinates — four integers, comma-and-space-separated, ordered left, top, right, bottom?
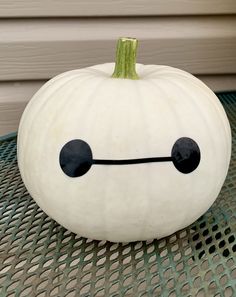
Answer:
112, 37, 139, 80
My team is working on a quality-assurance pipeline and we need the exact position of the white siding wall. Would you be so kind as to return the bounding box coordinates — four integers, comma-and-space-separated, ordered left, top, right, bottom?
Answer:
0, 1, 236, 134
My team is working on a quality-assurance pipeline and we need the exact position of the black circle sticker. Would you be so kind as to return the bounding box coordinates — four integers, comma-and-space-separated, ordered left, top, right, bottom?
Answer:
59, 139, 93, 177
171, 137, 201, 174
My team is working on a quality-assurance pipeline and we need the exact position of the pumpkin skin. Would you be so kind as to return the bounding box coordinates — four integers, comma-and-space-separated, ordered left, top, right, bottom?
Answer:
17, 61, 231, 242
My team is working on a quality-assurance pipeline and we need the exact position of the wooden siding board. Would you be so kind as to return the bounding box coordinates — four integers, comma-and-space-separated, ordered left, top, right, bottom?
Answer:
0, 17, 235, 80
0, 0, 235, 17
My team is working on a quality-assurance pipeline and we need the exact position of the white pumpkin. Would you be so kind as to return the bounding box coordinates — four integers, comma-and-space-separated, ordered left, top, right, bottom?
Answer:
17, 38, 231, 242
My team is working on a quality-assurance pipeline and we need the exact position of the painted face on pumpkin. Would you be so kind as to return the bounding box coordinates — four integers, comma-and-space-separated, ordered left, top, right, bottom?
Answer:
59, 137, 201, 177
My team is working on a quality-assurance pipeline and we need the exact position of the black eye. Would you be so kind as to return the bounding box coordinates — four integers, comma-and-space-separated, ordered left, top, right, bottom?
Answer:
59, 139, 93, 177
171, 137, 200, 174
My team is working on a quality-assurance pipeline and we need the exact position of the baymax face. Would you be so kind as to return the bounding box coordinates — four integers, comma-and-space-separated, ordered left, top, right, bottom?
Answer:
59, 137, 201, 177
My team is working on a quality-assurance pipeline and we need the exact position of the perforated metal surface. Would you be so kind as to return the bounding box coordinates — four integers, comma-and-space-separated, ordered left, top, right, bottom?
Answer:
0, 92, 236, 297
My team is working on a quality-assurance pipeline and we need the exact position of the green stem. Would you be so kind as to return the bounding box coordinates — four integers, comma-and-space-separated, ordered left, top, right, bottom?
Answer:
112, 37, 139, 80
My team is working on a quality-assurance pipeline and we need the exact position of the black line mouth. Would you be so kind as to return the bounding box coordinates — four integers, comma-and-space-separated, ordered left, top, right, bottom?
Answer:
93, 156, 172, 165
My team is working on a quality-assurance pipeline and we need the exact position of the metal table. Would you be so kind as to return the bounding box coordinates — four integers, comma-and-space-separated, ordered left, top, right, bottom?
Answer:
0, 92, 235, 297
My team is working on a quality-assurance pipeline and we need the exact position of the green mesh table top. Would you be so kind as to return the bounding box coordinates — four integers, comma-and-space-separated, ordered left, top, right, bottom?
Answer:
0, 92, 236, 297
